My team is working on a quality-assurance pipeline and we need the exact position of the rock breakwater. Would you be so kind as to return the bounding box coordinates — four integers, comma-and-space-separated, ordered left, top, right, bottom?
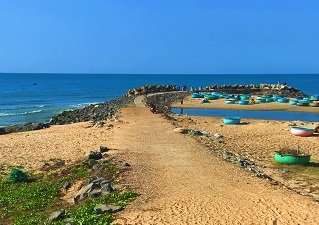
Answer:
192, 84, 306, 97
50, 96, 134, 125
145, 92, 189, 114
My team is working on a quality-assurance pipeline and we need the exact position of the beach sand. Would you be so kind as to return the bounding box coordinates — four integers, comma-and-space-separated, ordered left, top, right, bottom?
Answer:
173, 96, 319, 113
1, 102, 319, 224
0, 121, 116, 170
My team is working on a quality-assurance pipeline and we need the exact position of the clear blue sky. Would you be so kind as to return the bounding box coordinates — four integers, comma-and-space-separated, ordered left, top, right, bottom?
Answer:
0, 1, 318, 74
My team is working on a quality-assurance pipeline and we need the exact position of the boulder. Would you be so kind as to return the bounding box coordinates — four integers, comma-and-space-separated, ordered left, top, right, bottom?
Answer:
86, 151, 103, 160
99, 146, 110, 153
94, 204, 123, 214
74, 183, 99, 202
62, 181, 72, 190
48, 209, 65, 222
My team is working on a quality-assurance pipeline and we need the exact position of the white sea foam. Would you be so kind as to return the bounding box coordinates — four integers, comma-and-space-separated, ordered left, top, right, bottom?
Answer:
0, 110, 42, 117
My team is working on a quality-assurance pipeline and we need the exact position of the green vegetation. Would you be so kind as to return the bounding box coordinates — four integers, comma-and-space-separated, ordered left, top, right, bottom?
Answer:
52, 192, 138, 225
0, 160, 138, 225
7, 168, 28, 183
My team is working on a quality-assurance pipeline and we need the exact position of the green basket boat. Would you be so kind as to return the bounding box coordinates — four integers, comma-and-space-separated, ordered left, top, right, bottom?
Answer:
274, 152, 310, 165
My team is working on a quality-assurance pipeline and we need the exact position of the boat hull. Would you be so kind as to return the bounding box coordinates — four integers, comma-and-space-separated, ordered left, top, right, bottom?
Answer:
223, 117, 241, 124
274, 152, 310, 165
290, 126, 314, 137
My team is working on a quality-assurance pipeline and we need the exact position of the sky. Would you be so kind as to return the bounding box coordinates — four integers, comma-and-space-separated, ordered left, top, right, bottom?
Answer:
0, 1, 318, 74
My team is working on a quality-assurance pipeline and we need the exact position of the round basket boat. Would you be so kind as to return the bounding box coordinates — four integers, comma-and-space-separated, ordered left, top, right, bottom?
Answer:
277, 98, 289, 103
191, 93, 201, 98
225, 100, 236, 104
290, 126, 314, 137
238, 100, 249, 105
310, 102, 319, 107
240, 95, 250, 100
289, 99, 298, 105
265, 98, 273, 103
223, 117, 241, 124
274, 152, 310, 165
204, 95, 219, 100
296, 101, 309, 106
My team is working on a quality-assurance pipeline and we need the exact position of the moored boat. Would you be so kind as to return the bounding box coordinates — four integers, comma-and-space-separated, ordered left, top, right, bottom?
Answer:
223, 117, 241, 124
290, 126, 314, 137
274, 152, 310, 165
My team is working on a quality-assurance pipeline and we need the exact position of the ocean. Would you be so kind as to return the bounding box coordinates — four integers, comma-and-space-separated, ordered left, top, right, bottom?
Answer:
0, 73, 318, 126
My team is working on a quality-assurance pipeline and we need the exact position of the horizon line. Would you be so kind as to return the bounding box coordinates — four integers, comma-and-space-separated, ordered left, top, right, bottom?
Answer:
1, 72, 319, 75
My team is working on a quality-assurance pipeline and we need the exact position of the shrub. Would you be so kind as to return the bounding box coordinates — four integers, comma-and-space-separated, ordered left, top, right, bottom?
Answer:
7, 168, 28, 183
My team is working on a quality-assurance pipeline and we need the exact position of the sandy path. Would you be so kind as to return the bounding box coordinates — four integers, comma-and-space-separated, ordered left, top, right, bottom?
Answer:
111, 103, 319, 224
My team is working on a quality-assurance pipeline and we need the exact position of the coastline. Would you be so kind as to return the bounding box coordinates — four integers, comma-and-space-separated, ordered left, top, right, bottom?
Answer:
1, 88, 319, 224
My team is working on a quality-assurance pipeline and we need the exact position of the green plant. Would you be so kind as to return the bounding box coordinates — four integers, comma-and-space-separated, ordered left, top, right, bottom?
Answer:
7, 168, 28, 183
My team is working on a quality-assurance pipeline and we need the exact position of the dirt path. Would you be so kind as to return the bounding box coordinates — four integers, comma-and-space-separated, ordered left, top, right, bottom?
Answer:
110, 100, 319, 225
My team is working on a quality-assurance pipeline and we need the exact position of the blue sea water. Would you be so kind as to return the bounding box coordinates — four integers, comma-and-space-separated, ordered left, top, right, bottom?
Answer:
0, 73, 318, 126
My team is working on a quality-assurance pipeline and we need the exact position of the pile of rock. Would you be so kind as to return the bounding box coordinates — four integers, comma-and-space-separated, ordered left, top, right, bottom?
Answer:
124, 84, 179, 97
74, 177, 114, 203
222, 151, 272, 180
50, 96, 134, 125
191, 84, 306, 97
145, 92, 189, 114
0, 122, 50, 135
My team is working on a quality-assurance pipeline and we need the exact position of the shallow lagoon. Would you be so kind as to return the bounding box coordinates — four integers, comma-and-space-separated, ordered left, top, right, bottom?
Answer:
171, 107, 319, 122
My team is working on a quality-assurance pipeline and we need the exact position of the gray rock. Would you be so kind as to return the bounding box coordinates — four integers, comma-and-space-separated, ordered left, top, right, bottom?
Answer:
74, 183, 99, 202
0, 128, 7, 135
100, 180, 113, 192
107, 205, 124, 213
48, 209, 65, 222
83, 178, 94, 186
93, 177, 107, 184
86, 160, 97, 168
88, 189, 102, 198
62, 181, 72, 190
99, 146, 110, 153
87, 151, 103, 160
94, 204, 123, 214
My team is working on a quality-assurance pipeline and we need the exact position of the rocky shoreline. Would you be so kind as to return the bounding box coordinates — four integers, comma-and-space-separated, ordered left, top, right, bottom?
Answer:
0, 83, 306, 135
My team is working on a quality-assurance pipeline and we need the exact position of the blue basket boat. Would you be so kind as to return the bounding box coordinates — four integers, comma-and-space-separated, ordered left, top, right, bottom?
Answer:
191, 93, 201, 98
277, 98, 289, 103
225, 100, 236, 104
238, 100, 249, 105
289, 99, 298, 105
223, 117, 241, 124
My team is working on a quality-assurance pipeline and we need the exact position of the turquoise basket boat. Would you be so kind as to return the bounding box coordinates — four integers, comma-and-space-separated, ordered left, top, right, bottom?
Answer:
289, 99, 298, 105
225, 100, 236, 104
277, 98, 289, 103
274, 152, 310, 165
223, 117, 241, 124
191, 93, 201, 98
238, 100, 249, 105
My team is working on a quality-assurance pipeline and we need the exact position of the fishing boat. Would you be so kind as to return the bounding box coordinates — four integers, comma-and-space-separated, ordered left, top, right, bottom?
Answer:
238, 100, 249, 105
223, 117, 241, 124
274, 151, 310, 165
289, 99, 298, 105
290, 126, 314, 137
277, 98, 289, 103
